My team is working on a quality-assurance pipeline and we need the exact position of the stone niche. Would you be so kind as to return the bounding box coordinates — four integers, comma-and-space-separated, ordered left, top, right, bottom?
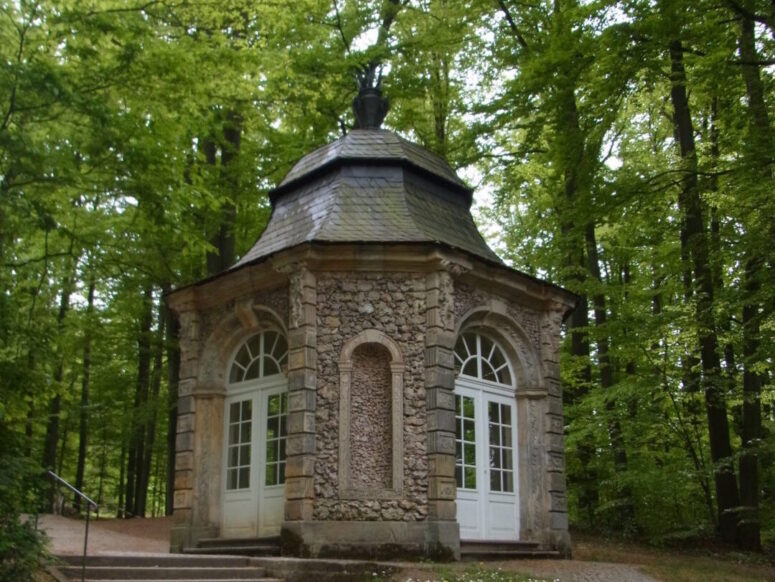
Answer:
166, 108, 576, 561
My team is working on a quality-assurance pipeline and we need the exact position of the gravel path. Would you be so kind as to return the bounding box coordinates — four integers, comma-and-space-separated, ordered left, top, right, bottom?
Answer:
469, 559, 658, 581
38, 515, 658, 581
37, 514, 171, 555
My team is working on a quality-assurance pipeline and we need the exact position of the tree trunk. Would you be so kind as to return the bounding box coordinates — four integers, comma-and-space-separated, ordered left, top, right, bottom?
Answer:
735, 6, 771, 551
126, 285, 154, 517
137, 298, 165, 517
669, 38, 740, 543
164, 286, 180, 516
42, 278, 73, 511
74, 275, 95, 513
585, 222, 634, 529
206, 111, 242, 276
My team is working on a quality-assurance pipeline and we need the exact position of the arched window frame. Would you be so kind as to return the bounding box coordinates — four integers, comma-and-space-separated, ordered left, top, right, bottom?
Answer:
454, 331, 514, 388
228, 329, 289, 385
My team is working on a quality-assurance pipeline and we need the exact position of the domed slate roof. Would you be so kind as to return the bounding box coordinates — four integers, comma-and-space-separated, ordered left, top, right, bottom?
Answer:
234, 127, 502, 269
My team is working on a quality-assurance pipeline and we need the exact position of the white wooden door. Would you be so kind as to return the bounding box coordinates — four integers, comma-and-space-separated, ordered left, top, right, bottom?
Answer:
455, 384, 519, 541
221, 381, 287, 538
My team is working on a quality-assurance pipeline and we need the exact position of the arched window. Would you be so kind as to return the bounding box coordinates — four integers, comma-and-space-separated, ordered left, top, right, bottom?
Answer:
228, 330, 288, 384
454, 331, 512, 386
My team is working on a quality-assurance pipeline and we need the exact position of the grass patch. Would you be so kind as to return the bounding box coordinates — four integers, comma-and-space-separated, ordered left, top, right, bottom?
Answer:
383, 564, 554, 582
572, 530, 775, 582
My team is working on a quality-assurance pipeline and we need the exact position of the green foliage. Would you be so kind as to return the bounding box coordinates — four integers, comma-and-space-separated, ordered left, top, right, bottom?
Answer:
0, 0, 772, 551
0, 429, 48, 580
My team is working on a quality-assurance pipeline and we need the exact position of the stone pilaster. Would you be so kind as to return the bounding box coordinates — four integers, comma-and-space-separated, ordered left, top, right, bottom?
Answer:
540, 306, 571, 556
170, 309, 201, 551
424, 269, 457, 523
284, 267, 317, 522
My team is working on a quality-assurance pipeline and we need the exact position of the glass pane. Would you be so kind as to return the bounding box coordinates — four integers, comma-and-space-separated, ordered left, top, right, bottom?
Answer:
502, 448, 513, 471
490, 469, 501, 492
488, 401, 499, 423
228, 447, 239, 468
247, 335, 262, 360
501, 425, 512, 448
482, 362, 497, 382
240, 422, 251, 443
455, 441, 462, 463
465, 467, 477, 489
489, 422, 500, 446
266, 416, 278, 439
501, 404, 511, 425
490, 446, 501, 468
266, 440, 277, 463
490, 345, 506, 369
229, 365, 243, 384
504, 471, 514, 493
241, 400, 252, 421
455, 465, 462, 488
268, 395, 280, 416
464, 443, 476, 465
279, 416, 286, 437
279, 439, 286, 461
280, 393, 287, 413
455, 396, 461, 415
279, 463, 286, 484
227, 468, 236, 490
245, 360, 260, 380
265, 464, 276, 486
275, 335, 288, 359
236, 344, 252, 367
497, 367, 512, 386
454, 336, 466, 360
480, 335, 493, 359
229, 424, 239, 445
463, 397, 474, 419
229, 402, 240, 422
238, 467, 250, 489
462, 360, 477, 377
463, 420, 475, 442
240, 444, 251, 466
264, 331, 278, 355
264, 358, 279, 376
463, 333, 477, 356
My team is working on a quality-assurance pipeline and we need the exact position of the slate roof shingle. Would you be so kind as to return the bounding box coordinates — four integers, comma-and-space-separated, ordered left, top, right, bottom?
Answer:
233, 129, 501, 269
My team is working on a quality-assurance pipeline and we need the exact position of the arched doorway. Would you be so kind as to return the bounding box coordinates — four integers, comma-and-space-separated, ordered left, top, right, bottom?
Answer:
454, 331, 519, 541
222, 330, 288, 538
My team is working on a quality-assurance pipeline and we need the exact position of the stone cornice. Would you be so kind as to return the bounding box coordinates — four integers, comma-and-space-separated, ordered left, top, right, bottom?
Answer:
166, 243, 576, 315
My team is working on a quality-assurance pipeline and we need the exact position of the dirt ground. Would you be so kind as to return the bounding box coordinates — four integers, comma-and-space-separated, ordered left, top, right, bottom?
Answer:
39, 515, 774, 581
37, 513, 172, 555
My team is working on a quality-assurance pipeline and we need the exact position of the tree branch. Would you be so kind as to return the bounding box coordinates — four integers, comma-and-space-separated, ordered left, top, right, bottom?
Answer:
496, 0, 529, 49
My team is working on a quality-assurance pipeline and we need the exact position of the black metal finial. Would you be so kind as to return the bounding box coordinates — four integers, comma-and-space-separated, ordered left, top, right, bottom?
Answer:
353, 63, 389, 129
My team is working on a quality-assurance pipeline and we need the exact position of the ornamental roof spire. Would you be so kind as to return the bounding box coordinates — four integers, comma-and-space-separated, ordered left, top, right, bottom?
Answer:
353, 64, 389, 129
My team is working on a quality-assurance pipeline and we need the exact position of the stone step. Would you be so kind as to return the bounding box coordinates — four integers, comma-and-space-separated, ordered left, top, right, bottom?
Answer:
197, 536, 280, 549
183, 545, 281, 557
54, 554, 280, 582
460, 548, 561, 561
59, 566, 269, 580
57, 554, 257, 568
186, 536, 281, 557
460, 540, 558, 561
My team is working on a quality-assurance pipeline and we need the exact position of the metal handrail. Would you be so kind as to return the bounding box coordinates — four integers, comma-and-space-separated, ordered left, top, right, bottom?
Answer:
46, 470, 98, 582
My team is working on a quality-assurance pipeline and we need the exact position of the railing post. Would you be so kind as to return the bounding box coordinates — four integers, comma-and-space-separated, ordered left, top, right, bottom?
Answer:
44, 471, 98, 582
82, 506, 90, 582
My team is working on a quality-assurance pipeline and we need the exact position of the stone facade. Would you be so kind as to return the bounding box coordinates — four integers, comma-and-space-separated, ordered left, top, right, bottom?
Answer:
314, 272, 428, 523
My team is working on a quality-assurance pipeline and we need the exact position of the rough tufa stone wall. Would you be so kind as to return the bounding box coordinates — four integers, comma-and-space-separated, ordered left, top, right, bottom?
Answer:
349, 343, 393, 490
314, 272, 428, 521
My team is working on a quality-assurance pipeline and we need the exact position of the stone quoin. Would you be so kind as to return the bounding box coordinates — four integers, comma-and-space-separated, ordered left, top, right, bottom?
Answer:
165, 86, 576, 560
